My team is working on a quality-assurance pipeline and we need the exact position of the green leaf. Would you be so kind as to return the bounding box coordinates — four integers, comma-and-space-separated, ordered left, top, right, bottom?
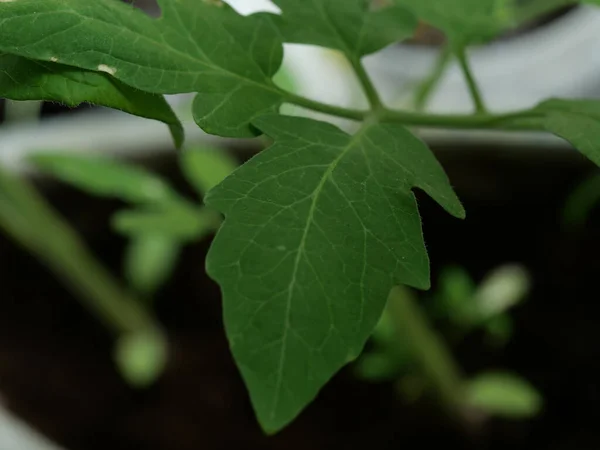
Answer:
394, 0, 515, 46
433, 265, 476, 324
111, 207, 219, 241
29, 153, 180, 205
562, 171, 600, 227
535, 99, 600, 169
124, 235, 182, 296
114, 328, 169, 388
473, 264, 530, 319
354, 352, 403, 382
205, 115, 464, 433
0, 164, 163, 355
484, 314, 513, 346
466, 372, 543, 419
0, 53, 183, 147
370, 307, 397, 347
180, 147, 239, 197
0, 0, 285, 137
269, 0, 418, 59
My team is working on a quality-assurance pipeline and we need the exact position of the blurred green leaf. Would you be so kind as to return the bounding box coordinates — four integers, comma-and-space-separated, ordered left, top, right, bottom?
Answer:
124, 235, 182, 296
433, 265, 476, 324
115, 206, 220, 296
111, 207, 218, 241
0, 164, 164, 360
180, 148, 239, 198
370, 308, 397, 347
484, 314, 514, 347
395, 375, 428, 404
30, 153, 180, 205
562, 172, 600, 228
114, 328, 169, 388
466, 372, 542, 419
355, 352, 403, 382
394, 0, 514, 46
474, 264, 530, 319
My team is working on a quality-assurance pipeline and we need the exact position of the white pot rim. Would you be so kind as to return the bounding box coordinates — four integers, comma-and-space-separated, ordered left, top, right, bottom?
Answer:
365, 5, 600, 113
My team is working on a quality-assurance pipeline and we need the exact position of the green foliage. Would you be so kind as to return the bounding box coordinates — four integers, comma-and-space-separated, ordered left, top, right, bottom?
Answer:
180, 148, 240, 195
0, 53, 183, 147
30, 149, 234, 296
0, 0, 597, 435
0, 164, 167, 386
30, 153, 180, 205
562, 171, 600, 227
432, 263, 529, 343
466, 372, 543, 419
111, 207, 212, 239
357, 266, 537, 418
269, 0, 418, 59
473, 264, 530, 320
534, 100, 600, 168
114, 328, 169, 388
394, 0, 512, 46
357, 264, 529, 377
123, 235, 182, 297
432, 266, 477, 325
394, 0, 582, 47
0, 0, 284, 137
205, 114, 463, 431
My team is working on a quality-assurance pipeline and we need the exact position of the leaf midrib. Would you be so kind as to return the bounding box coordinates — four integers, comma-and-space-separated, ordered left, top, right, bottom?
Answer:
269, 123, 373, 420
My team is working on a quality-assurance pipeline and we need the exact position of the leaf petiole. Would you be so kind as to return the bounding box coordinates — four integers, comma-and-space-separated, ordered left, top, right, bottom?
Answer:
282, 88, 544, 131
455, 46, 487, 113
413, 45, 453, 111
350, 57, 384, 110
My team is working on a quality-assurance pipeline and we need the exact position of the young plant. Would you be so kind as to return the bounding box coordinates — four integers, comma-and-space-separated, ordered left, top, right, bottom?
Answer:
1, 0, 599, 434
0, 146, 237, 386
29, 148, 237, 296
356, 264, 541, 421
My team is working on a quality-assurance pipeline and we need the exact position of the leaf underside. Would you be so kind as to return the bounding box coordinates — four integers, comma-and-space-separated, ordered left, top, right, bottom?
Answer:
0, 53, 183, 147
29, 153, 180, 205
205, 115, 464, 432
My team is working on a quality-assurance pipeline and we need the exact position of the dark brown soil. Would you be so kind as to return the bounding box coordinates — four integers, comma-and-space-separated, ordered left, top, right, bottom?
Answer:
0, 145, 599, 450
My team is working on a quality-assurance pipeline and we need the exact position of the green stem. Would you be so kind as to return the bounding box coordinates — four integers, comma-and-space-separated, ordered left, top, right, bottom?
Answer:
413, 45, 452, 111
350, 57, 383, 109
455, 47, 487, 114
283, 90, 544, 131
0, 166, 162, 336
380, 108, 543, 130
284, 91, 368, 121
387, 286, 465, 412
